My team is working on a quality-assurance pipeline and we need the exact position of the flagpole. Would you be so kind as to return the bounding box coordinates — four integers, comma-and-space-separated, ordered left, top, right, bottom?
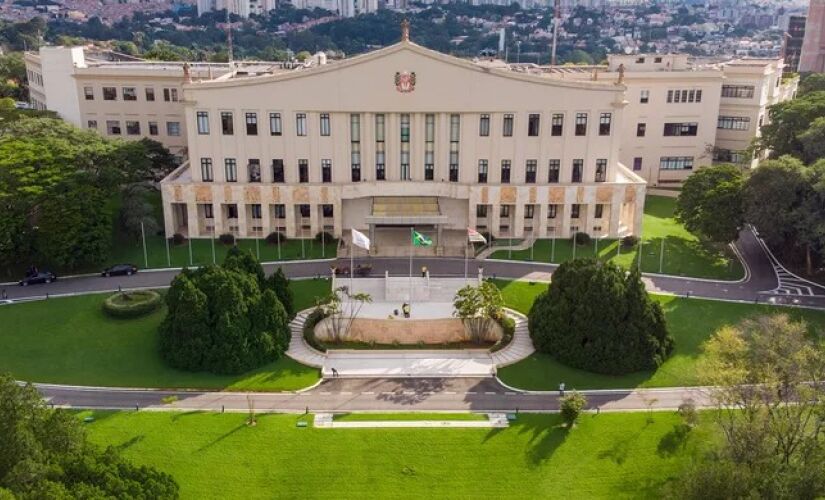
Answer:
409, 227, 413, 306
350, 230, 354, 295
464, 240, 469, 281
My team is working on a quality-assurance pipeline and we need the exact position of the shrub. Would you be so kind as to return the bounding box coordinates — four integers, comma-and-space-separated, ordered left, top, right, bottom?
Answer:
102, 290, 162, 318
573, 231, 591, 246
559, 391, 587, 428
218, 232, 235, 245
315, 231, 335, 243
621, 235, 639, 248
265, 231, 287, 244
528, 259, 674, 375
303, 307, 328, 352
170, 233, 186, 246
491, 313, 516, 352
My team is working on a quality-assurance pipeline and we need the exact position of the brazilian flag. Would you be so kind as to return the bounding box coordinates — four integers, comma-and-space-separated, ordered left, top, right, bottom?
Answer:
411, 229, 433, 247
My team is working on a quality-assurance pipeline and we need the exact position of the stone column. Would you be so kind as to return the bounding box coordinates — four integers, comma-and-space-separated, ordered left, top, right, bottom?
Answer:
513, 202, 525, 238
608, 189, 622, 237
536, 203, 548, 238
560, 203, 572, 239
186, 202, 199, 238
284, 205, 297, 239
491, 204, 501, 238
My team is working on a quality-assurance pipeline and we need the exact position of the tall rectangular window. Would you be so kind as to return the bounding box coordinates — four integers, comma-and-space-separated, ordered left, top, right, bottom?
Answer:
166, 122, 180, 136
637, 123, 646, 137
375, 114, 386, 180
84, 86, 94, 100
148, 122, 158, 136
502, 114, 514, 137
571, 204, 581, 218
595, 204, 604, 218
272, 159, 285, 183
548, 204, 558, 219
122, 87, 137, 101
525, 160, 537, 183
227, 204, 238, 219
320, 113, 331, 136
548, 160, 560, 183
103, 87, 117, 100
449, 114, 460, 182
221, 112, 234, 135
163, 88, 178, 102
106, 120, 121, 135
524, 205, 535, 219
248, 159, 261, 182
125, 120, 140, 135
528, 113, 540, 136
197, 111, 209, 134
424, 113, 435, 181
350, 114, 361, 182
599, 113, 611, 136
476, 205, 488, 218
298, 159, 309, 183
572, 159, 583, 183
296, 113, 307, 137
479, 114, 490, 137
225, 158, 237, 182
245, 112, 258, 135
251, 204, 262, 219
322, 159, 332, 183
595, 159, 607, 182
400, 113, 410, 180
269, 113, 282, 136
551, 114, 563, 136
273, 204, 286, 219
478, 160, 488, 183
145, 88, 155, 101
500, 160, 511, 184
200, 158, 213, 182
640, 89, 649, 103
203, 204, 214, 219
575, 113, 588, 136
633, 157, 643, 171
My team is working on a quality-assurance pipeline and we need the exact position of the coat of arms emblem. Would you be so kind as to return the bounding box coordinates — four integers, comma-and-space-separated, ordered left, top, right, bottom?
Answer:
394, 71, 416, 93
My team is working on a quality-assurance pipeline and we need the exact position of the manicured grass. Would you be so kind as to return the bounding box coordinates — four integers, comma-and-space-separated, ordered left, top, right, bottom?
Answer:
80, 410, 713, 499
0, 279, 331, 391
490, 196, 744, 281
494, 279, 825, 391
333, 413, 488, 422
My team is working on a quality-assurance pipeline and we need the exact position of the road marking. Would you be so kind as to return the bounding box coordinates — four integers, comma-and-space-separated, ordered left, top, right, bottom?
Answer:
320, 392, 331, 396
380, 391, 395, 395
444, 391, 456, 395
403, 391, 416, 395
466, 391, 477, 395
361, 391, 375, 395
485, 392, 497, 395
340, 391, 352, 395
505, 391, 517, 395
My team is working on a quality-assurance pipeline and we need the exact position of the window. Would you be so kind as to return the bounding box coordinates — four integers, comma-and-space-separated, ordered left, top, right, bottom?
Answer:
548, 160, 560, 183
103, 87, 117, 100
272, 159, 285, 183
148, 121, 158, 136
636, 57, 645, 63
269, 113, 282, 136
668, 88, 703, 103
320, 113, 331, 136
500, 160, 511, 183
713, 149, 748, 164
527, 113, 540, 136
84, 86, 94, 100
221, 112, 234, 135
659, 156, 694, 170
478, 160, 488, 183
225, 158, 237, 182
548, 204, 558, 219
248, 159, 261, 182
575, 113, 588, 136
663, 122, 698, 137
298, 160, 309, 183
376, 114, 386, 180
524, 205, 535, 219
551, 114, 563, 136
163, 88, 178, 102
654, 56, 663, 63
197, 111, 210, 134
572, 159, 583, 183
125, 120, 140, 135
633, 157, 643, 171
245, 113, 258, 135
322, 159, 332, 183
717, 116, 751, 130
449, 114, 460, 182
200, 158, 213, 182
350, 114, 361, 182
640, 89, 649, 104
503, 114, 514, 137
424, 114, 435, 181
145, 88, 155, 101
595, 204, 604, 218
166, 122, 180, 136
599, 113, 611, 136
571, 204, 581, 218
476, 205, 488, 218
721, 85, 755, 98
203, 204, 214, 219
106, 120, 121, 135
400, 113, 410, 180
637, 123, 646, 137
273, 204, 286, 219
525, 160, 537, 184
299, 204, 310, 218
296, 113, 307, 136
122, 87, 137, 101
500, 205, 510, 218
87, 120, 97, 129
479, 114, 490, 137
322, 204, 334, 218
595, 159, 607, 182
227, 204, 238, 219
251, 204, 262, 219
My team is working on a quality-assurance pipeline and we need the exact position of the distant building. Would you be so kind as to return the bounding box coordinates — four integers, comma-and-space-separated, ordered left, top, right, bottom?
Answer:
196, 0, 377, 18
800, 0, 825, 72
784, 15, 806, 73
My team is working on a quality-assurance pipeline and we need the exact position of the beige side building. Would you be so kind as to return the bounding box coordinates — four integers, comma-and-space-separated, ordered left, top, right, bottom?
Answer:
159, 32, 646, 254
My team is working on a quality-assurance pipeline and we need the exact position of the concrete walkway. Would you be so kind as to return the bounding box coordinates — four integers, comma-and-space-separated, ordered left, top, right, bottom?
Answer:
313, 412, 509, 428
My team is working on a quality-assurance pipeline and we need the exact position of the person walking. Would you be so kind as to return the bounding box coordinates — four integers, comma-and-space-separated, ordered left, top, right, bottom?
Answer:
402, 302, 411, 318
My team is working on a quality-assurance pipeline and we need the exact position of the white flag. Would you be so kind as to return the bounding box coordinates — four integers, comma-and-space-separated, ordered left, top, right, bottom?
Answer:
468, 227, 487, 244
351, 228, 371, 251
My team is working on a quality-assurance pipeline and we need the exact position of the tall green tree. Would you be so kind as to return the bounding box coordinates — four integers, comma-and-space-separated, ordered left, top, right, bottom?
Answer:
266, 267, 295, 319
675, 164, 745, 243
754, 91, 825, 160
798, 73, 825, 96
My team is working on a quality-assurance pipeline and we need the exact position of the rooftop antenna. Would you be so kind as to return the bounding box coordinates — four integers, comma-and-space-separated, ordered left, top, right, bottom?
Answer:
226, 7, 234, 68
551, 0, 560, 65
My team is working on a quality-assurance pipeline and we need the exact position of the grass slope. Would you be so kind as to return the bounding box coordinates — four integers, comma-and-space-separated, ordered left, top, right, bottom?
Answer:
495, 280, 825, 390
81, 410, 713, 499
490, 196, 743, 281
0, 279, 330, 391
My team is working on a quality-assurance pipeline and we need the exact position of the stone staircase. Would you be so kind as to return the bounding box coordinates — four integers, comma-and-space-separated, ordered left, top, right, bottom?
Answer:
285, 309, 326, 368
490, 310, 534, 368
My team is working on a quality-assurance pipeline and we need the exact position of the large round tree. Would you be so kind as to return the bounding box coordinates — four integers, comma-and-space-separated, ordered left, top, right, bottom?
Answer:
528, 259, 673, 375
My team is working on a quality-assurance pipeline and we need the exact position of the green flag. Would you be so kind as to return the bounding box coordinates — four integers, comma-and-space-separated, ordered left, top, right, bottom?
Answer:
412, 230, 433, 247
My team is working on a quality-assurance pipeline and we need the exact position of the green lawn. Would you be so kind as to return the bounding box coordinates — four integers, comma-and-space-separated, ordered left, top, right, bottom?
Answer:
80, 410, 713, 499
490, 196, 744, 281
333, 413, 488, 422
495, 280, 825, 391
0, 279, 330, 391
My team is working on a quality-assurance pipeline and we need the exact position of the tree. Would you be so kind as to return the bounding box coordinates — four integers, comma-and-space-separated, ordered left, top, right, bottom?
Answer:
559, 391, 587, 428
754, 91, 825, 160
453, 281, 505, 343
265, 267, 295, 319
317, 286, 372, 343
119, 183, 159, 243
528, 259, 673, 375
673, 315, 825, 499
675, 164, 745, 242
0, 374, 178, 498
798, 73, 825, 96
798, 116, 825, 165
224, 245, 265, 285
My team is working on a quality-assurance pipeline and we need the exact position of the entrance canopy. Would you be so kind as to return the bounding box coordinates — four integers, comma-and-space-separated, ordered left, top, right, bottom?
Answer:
366, 197, 449, 226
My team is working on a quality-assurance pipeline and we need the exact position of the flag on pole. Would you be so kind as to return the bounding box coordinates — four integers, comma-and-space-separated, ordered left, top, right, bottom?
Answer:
351, 228, 371, 251
467, 227, 487, 244
412, 230, 433, 247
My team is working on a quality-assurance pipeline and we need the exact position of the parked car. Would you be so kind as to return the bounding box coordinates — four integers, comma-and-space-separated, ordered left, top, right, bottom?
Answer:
19, 271, 57, 286
332, 262, 372, 277
101, 264, 138, 277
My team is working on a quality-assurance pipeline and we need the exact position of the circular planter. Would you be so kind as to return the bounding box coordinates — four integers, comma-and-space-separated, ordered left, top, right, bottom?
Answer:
102, 290, 162, 319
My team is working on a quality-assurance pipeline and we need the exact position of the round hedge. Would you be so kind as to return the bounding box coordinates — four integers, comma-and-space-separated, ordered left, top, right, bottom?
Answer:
102, 290, 162, 319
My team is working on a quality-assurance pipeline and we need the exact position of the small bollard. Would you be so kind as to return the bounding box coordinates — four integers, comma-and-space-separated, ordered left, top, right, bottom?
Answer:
221, 405, 225, 413
305, 406, 309, 415
46, 293, 49, 300
135, 403, 139, 411
596, 407, 600, 414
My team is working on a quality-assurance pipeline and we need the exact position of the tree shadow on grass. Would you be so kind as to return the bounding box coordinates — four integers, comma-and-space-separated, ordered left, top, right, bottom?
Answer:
196, 423, 248, 452
657, 424, 692, 458
506, 414, 570, 469
114, 434, 145, 452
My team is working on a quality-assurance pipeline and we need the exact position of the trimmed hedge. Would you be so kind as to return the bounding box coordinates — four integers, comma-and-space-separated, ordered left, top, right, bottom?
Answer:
102, 290, 162, 318
302, 307, 329, 352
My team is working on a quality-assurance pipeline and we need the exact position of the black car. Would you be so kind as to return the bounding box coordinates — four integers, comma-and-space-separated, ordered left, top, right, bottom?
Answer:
19, 271, 57, 286
102, 264, 139, 277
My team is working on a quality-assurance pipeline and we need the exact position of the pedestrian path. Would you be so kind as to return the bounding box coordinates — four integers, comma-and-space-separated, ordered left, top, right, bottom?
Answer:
313, 412, 510, 429
756, 233, 825, 297
285, 310, 325, 368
